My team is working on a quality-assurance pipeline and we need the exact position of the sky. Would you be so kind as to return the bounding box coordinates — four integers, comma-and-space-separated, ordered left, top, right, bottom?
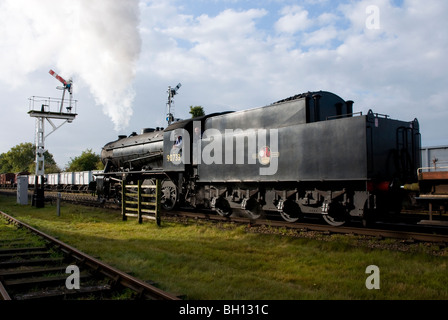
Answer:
0, 0, 447, 169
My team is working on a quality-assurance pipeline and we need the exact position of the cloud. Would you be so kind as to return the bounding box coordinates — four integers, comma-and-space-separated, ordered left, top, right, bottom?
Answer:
138, 4, 274, 107
0, 0, 142, 131
274, 6, 312, 34
137, 0, 448, 146
1, 0, 447, 168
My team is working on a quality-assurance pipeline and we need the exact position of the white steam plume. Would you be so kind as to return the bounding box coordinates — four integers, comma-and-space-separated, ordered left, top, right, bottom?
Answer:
0, 0, 141, 131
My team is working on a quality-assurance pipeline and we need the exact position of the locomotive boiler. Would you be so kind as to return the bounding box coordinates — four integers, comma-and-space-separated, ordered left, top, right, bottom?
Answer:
101, 128, 164, 172
97, 91, 421, 226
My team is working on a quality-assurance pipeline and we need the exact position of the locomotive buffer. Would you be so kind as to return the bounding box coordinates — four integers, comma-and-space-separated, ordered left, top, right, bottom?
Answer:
28, 70, 78, 207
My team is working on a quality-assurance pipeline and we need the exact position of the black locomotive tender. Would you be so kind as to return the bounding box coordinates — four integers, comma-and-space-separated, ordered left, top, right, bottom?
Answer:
98, 91, 421, 226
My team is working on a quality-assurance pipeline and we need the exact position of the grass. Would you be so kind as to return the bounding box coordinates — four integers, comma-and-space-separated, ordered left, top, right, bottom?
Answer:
0, 195, 447, 300
0, 214, 47, 249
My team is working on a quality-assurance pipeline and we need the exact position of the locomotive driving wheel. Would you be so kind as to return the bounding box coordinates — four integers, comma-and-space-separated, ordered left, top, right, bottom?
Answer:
161, 179, 177, 211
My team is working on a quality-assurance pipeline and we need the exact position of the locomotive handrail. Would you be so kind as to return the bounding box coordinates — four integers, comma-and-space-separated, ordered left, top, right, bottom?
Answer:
97, 169, 164, 177
28, 95, 78, 115
418, 165, 448, 174
326, 111, 363, 120
371, 112, 389, 119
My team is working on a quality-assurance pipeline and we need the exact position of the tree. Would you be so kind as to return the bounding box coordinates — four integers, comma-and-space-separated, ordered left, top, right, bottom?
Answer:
0, 142, 60, 173
28, 151, 60, 174
189, 106, 205, 118
5, 143, 34, 173
0, 153, 12, 173
66, 149, 103, 171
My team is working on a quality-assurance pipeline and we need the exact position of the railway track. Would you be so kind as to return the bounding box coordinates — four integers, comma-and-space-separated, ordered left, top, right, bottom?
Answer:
2, 189, 448, 244
165, 210, 448, 244
0, 210, 180, 301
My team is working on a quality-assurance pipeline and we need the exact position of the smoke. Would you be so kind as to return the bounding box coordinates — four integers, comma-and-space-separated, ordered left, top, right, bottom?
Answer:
0, 0, 142, 131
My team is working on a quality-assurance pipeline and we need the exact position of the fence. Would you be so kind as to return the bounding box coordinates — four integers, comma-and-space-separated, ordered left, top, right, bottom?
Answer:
122, 180, 161, 226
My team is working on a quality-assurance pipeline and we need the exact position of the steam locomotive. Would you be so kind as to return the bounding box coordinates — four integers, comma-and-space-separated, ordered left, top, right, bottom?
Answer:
97, 91, 421, 226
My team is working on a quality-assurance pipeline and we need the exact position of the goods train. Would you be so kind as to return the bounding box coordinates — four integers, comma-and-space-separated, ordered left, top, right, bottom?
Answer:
0, 171, 101, 193
96, 91, 422, 226
414, 145, 448, 219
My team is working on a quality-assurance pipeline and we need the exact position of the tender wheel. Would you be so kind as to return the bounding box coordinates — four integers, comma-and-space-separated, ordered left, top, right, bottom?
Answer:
322, 202, 346, 227
244, 198, 264, 219
361, 202, 374, 227
213, 197, 232, 217
161, 179, 177, 211
279, 199, 301, 223
322, 215, 346, 227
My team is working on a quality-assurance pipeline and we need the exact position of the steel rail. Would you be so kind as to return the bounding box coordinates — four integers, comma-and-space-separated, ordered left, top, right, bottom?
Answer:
0, 210, 180, 300
3, 189, 447, 243
0, 280, 11, 300
168, 211, 448, 244
36, 191, 448, 242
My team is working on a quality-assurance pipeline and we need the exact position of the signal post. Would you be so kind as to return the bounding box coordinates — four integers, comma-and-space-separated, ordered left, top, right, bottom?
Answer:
28, 70, 77, 207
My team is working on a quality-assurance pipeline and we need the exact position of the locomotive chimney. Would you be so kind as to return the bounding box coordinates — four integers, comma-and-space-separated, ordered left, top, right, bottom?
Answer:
141, 128, 155, 134
312, 94, 321, 122
346, 100, 354, 116
335, 103, 343, 117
